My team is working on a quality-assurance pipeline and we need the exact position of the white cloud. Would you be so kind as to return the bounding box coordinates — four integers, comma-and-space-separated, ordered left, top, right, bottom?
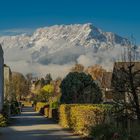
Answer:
77, 45, 123, 71
0, 28, 34, 35
4, 45, 124, 79
6, 60, 73, 79
1, 24, 130, 79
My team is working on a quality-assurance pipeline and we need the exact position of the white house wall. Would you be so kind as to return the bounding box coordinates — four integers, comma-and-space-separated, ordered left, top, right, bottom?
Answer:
0, 46, 4, 112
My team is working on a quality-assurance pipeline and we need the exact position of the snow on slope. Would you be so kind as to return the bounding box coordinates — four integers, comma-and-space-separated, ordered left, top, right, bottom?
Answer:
0, 23, 128, 78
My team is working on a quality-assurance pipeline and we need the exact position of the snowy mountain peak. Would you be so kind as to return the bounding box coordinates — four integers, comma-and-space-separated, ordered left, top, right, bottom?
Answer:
0, 23, 127, 51
0, 23, 130, 77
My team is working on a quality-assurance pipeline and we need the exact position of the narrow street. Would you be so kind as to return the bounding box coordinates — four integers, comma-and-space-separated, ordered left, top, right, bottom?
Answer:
0, 107, 81, 140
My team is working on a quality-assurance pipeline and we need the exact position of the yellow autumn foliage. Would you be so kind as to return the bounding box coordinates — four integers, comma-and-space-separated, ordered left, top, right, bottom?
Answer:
42, 84, 54, 94
59, 104, 111, 136
35, 102, 48, 112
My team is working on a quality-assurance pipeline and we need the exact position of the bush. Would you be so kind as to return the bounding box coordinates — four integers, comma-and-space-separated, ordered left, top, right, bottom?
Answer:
22, 101, 33, 106
36, 101, 59, 119
52, 109, 59, 121
90, 123, 128, 140
2, 103, 10, 117
35, 102, 48, 113
50, 101, 59, 109
0, 103, 9, 127
44, 106, 59, 119
60, 72, 102, 104
59, 104, 112, 136
0, 114, 8, 127
10, 101, 21, 115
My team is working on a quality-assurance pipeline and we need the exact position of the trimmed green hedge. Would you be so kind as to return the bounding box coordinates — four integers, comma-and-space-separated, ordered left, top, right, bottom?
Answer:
59, 104, 112, 136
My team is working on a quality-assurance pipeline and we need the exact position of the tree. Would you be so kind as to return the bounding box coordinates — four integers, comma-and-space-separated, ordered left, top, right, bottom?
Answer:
45, 73, 52, 84
26, 73, 33, 82
71, 63, 84, 72
12, 72, 28, 101
85, 64, 106, 84
60, 72, 102, 104
53, 77, 62, 96
36, 84, 54, 102
112, 62, 140, 122
42, 84, 54, 94
25, 73, 33, 98
112, 39, 140, 122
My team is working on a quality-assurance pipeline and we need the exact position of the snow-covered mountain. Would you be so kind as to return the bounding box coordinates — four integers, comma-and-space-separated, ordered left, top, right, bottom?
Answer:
0, 23, 130, 77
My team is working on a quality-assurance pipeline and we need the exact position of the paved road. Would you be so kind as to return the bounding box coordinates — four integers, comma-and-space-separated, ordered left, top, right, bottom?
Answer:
0, 107, 81, 140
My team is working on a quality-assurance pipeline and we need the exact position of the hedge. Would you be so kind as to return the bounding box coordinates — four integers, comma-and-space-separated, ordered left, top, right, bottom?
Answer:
35, 101, 59, 119
50, 101, 59, 109
35, 102, 54, 118
35, 102, 48, 113
22, 101, 33, 107
59, 104, 112, 136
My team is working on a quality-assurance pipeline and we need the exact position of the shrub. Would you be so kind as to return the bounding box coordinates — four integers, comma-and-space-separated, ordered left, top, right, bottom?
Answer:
59, 104, 112, 136
35, 102, 48, 112
10, 101, 21, 115
50, 101, 59, 109
60, 72, 102, 104
0, 103, 10, 127
22, 101, 33, 106
52, 109, 59, 121
0, 114, 8, 127
44, 108, 55, 118
35, 102, 59, 119
2, 103, 10, 117
90, 123, 128, 140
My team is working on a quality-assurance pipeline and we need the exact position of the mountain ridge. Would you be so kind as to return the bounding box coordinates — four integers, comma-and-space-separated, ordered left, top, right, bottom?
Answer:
0, 23, 127, 50
0, 23, 130, 77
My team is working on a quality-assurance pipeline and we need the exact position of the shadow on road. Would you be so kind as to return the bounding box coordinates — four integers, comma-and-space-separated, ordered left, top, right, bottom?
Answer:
0, 106, 81, 140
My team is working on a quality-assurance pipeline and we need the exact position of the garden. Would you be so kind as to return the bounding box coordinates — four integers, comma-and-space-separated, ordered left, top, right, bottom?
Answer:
1, 64, 140, 140
32, 68, 140, 140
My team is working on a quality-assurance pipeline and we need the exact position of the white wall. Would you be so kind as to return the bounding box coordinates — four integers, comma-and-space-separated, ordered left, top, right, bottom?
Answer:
4, 66, 12, 101
0, 46, 4, 112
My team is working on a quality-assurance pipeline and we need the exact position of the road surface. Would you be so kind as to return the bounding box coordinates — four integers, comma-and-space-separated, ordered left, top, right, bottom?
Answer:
0, 106, 81, 140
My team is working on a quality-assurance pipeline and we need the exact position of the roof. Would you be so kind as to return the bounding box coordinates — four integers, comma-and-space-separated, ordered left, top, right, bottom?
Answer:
111, 61, 140, 91
113, 62, 140, 72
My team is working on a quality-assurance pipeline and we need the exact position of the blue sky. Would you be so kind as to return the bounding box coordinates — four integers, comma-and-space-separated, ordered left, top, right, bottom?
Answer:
0, 0, 140, 44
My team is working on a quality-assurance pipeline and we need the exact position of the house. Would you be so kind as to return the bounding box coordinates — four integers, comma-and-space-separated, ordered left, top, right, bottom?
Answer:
31, 78, 45, 94
0, 45, 4, 112
101, 72, 113, 102
4, 65, 12, 102
111, 62, 140, 102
